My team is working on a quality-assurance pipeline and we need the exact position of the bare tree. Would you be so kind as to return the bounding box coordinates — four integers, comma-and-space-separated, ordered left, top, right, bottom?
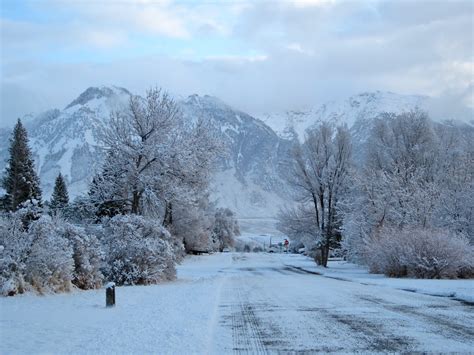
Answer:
281, 122, 352, 267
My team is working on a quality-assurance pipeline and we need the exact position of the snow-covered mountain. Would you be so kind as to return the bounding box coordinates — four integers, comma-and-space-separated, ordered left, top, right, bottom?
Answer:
257, 90, 473, 168
0, 86, 131, 201
257, 91, 472, 139
180, 94, 292, 217
0, 86, 291, 217
1, 87, 470, 218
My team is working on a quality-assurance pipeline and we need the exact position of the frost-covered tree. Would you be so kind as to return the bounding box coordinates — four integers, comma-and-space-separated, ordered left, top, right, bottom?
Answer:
433, 124, 474, 239
172, 196, 215, 253
280, 122, 352, 266
367, 111, 439, 228
95, 88, 221, 223
49, 173, 69, 214
98, 88, 181, 215
343, 111, 438, 258
93, 87, 223, 262
212, 208, 240, 251
88, 151, 131, 218
160, 119, 222, 227
277, 204, 319, 255
63, 196, 97, 224
343, 110, 474, 277
1, 119, 42, 212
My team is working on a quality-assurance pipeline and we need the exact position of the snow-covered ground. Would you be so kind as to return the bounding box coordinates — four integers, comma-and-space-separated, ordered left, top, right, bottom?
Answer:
1, 252, 473, 354
0, 253, 232, 354
282, 254, 474, 305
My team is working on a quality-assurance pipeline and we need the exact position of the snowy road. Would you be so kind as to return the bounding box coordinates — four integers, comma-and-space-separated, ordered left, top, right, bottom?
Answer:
212, 253, 474, 353
1, 252, 473, 354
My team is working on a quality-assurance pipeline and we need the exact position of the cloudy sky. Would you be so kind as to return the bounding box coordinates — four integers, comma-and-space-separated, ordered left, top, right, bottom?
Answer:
1, 0, 473, 127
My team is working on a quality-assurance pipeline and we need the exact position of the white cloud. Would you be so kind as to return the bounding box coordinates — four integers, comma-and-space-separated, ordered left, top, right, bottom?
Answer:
0, 0, 473, 126
291, 0, 336, 8
286, 42, 314, 55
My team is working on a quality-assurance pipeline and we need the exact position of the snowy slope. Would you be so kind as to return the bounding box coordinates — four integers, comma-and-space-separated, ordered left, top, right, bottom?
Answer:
0, 87, 291, 217
259, 91, 436, 138
257, 90, 473, 166
0, 86, 131, 198
1, 88, 470, 218
180, 95, 292, 217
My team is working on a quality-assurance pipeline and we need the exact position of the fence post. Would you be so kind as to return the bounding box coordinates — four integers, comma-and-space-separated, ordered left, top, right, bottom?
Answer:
106, 282, 115, 307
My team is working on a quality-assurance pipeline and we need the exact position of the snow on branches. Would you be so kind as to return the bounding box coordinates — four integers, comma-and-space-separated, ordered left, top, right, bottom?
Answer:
100, 215, 177, 285
0, 213, 104, 296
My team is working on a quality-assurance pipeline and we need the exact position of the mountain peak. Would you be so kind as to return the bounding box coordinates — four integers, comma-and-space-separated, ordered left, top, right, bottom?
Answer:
185, 94, 229, 109
65, 86, 131, 110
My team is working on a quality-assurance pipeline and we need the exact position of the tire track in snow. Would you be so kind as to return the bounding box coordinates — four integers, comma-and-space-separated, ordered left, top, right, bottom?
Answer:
230, 283, 267, 354
359, 295, 474, 343
326, 311, 414, 352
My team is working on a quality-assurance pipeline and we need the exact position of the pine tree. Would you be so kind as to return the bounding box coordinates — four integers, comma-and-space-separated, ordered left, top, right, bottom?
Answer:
50, 173, 69, 213
1, 119, 42, 211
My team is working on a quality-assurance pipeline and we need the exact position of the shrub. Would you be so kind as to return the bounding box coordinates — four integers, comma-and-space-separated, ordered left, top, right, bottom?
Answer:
24, 216, 74, 293
101, 215, 176, 285
0, 214, 30, 296
1, 213, 105, 296
62, 223, 103, 289
366, 227, 474, 279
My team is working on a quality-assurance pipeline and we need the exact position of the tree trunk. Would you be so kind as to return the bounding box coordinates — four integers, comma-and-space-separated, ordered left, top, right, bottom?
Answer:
163, 201, 173, 227
321, 244, 330, 267
131, 190, 141, 214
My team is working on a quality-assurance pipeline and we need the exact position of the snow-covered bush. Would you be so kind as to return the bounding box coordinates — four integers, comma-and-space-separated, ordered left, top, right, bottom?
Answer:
172, 201, 213, 254
366, 227, 474, 279
0, 214, 30, 296
211, 208, 239, 252
62, 223, 103, 289
64, 196, 97, 224
24, 216, 74, 293
1, 212, 105, 296
101, 215, 176, 285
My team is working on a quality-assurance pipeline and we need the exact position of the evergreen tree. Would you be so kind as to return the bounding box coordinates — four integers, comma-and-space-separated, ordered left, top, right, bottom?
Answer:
50, 173, 69, 213
88, 151, 131, 219
1, 119, 42, 211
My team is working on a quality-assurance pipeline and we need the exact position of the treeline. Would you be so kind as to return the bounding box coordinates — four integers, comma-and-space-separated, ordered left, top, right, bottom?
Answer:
278, 110, 474, 279
0, 88, 240, 296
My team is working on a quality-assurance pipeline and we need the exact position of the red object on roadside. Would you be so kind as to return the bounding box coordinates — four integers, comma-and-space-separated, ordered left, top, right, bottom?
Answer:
284, 239, 289, 246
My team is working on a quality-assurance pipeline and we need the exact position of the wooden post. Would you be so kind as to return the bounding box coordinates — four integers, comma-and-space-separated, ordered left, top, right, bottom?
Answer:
106, 282, 115, 307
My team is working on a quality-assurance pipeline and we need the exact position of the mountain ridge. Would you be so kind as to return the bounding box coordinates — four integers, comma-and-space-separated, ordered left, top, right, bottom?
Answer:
1, 86, 471, 217
0, 86, 292, 217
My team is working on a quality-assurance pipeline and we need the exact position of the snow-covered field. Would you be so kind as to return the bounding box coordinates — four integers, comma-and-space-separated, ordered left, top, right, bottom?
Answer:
1, 252, 473, 354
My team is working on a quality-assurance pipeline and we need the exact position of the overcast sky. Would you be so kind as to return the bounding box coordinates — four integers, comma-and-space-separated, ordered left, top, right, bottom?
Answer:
1, 0, 473, 127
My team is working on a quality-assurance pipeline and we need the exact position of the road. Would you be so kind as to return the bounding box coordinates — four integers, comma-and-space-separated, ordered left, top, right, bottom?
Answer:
209, 253, 474, 353
1, 252, 473, 354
